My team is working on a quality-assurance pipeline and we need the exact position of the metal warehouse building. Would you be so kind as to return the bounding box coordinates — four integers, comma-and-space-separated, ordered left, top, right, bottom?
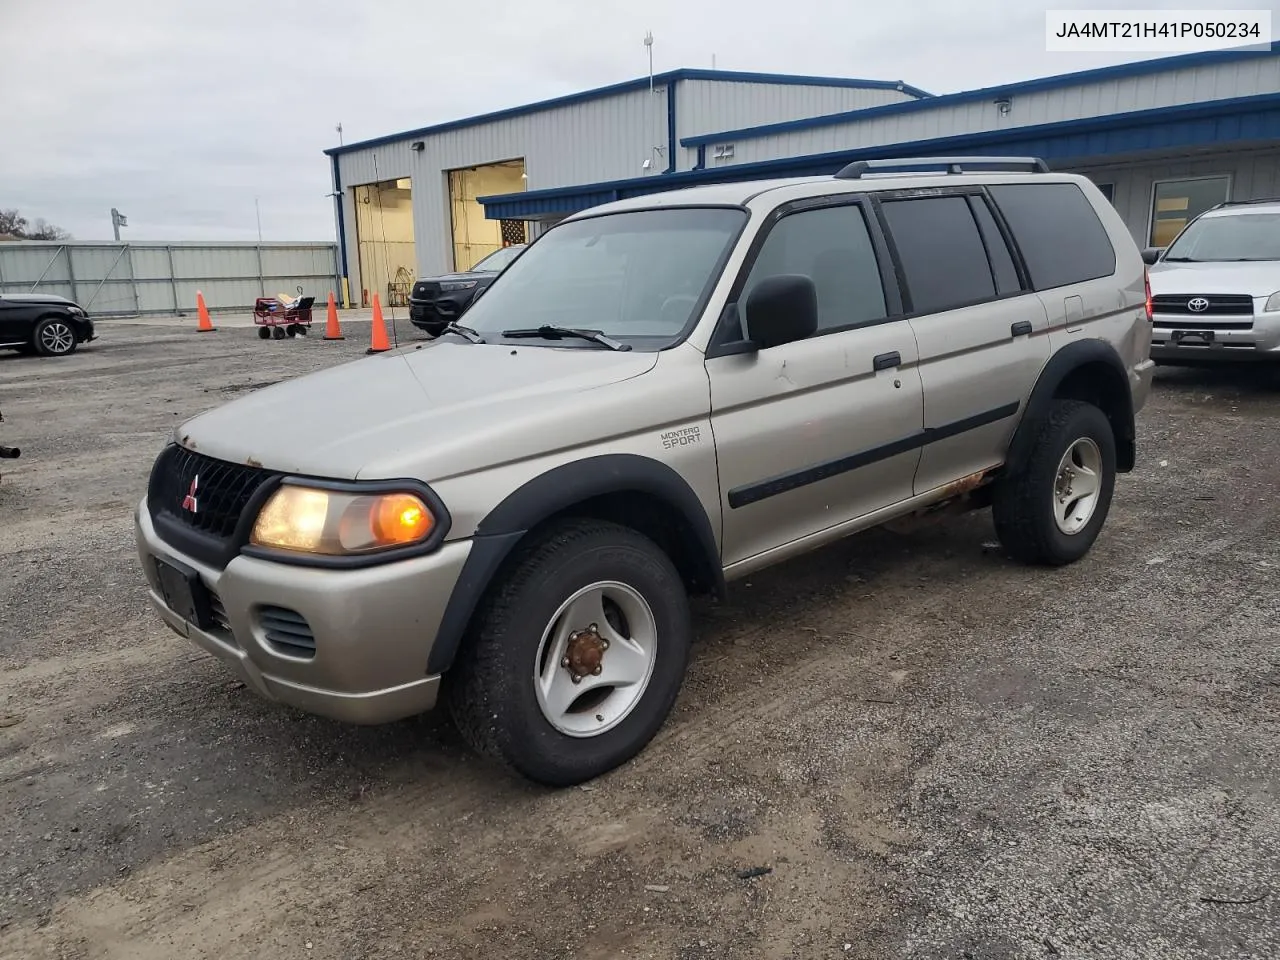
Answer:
326, 42, 1280, 308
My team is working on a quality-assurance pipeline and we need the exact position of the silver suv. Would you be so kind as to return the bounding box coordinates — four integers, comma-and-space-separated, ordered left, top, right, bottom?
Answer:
1145, 198, 1280, 361
135, 157, 1154, 786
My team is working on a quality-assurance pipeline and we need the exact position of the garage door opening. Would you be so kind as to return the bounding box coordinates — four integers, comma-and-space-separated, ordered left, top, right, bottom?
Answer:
353, 177, 415, 307
448, 160, 526, 272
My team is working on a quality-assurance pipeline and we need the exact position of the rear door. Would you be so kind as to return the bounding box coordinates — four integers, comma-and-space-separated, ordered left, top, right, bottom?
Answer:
874, 189, 1051, 494
0, 297, 31, 345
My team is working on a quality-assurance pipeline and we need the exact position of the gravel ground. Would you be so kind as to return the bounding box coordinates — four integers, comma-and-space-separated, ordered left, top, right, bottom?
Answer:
0, 322, 1277, 960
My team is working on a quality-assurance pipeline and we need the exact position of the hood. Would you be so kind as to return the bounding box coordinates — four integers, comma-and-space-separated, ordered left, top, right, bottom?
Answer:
0, 293, 79, 306
1148, 260, 1280, 297
175, 340, 660, 480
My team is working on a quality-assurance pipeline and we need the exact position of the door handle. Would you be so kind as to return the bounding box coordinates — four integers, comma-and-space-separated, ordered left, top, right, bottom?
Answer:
873, 351, 901, 371
1010, 321, 1033, 337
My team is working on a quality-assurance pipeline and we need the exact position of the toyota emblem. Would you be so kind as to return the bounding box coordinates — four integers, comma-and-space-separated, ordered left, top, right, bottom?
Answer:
1187, 297, 1210, 312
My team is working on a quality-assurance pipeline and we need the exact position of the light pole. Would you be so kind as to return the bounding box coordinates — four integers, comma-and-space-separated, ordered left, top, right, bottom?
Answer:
110, 208, 128, 242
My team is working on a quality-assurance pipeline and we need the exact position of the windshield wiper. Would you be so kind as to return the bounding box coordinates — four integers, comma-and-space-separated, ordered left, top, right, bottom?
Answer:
501, 325, 632, 352
1161, 256, 1199, 262
441, 322, 485, 344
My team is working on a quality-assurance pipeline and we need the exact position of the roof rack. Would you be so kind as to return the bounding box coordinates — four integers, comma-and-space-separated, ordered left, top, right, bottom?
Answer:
1207, 197, 1280, 210
834, 156, 1051, 180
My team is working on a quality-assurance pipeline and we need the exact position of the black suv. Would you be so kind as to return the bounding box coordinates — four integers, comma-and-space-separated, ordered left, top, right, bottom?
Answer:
408, 244, 525, 336
0, 293, 96, 357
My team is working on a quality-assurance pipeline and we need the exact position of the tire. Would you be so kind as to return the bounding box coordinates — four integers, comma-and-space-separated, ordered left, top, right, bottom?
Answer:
286, 324, 299, 337
257, 327, 271, 340
32, 316, 78, 357
271, 326, 286, 340
297, 324, 308, 336
447, 518, 693, 786
992, 399, 1117, 566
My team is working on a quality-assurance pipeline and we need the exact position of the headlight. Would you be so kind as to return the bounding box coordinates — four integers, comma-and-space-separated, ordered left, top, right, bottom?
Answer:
67, 306, 85, 316
439, 280, 478, 292
1264, 291, 1280, 312
250, 484, 436, 556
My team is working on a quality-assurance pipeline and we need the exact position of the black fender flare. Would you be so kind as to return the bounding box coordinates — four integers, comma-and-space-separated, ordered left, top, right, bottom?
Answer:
1006, 338, 1136, 476
426, 454, 723, 675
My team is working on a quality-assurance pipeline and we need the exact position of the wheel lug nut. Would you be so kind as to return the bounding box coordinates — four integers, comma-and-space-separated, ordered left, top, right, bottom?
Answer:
592, 665, 602, 675
561, 657, 570, 668
571, 674, 582, 684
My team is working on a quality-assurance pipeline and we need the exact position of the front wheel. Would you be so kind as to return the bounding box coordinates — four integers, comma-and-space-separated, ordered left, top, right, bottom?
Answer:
992, 399, 1117, 566
447, 519, 692, 786
33, 317, 78, 357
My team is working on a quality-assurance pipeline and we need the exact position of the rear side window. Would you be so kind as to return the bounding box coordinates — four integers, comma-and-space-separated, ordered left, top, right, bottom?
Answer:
988, 183, 1117, 290
879, 196, 996, 314
967, 196, 1022, 296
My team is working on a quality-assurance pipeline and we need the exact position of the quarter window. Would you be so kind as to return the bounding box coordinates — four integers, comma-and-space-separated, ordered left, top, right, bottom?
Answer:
740, 204, 888, 334
988, 182, 1117, 291
880, 196, 996, 314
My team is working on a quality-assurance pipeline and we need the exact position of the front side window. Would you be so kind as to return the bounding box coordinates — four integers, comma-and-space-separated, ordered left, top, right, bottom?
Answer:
1163, 212, 1280, 262
458, 208, 747, 347
470, 245, 524, 273
740, 204, 888, 334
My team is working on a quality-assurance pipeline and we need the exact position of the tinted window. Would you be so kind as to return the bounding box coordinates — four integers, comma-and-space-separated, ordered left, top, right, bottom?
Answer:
968, 196, 1022, 296
741, 204, 887, 333
880, 196, 995, 314
988, 183, 1116, 290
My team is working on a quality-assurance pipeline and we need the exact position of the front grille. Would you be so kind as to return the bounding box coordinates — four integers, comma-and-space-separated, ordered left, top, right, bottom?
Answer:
411, 281, 440, 301
1151, 294, 1255, 316
1153, 319, 1252, 330
148, 445, 274, 541
207, 591, 231, 632
259, 606, 316, 659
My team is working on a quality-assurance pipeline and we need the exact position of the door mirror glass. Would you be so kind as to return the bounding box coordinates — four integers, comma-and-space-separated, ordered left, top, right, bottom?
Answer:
744, 274, 818, 349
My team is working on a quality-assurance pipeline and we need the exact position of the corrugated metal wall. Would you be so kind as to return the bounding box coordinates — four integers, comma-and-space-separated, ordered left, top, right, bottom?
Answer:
677, 80, 914, 146
1070, 147, 1280, 246
710, 60, 1280, 166
338, 86, 667, 280
0, 242, 339, 316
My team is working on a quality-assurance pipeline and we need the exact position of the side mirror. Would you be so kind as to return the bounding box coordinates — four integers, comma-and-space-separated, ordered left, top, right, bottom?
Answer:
1141, 247, 1163, 265
744, 274, 818, 350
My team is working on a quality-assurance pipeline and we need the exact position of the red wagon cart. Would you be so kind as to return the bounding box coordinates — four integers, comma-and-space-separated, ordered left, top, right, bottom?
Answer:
253, 287, 316, 340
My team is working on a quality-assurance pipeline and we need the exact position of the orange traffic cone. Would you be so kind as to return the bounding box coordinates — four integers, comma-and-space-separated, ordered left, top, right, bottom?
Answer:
322, 291, 344, 340
195, 291, 216, 333
366, 294, 390, 354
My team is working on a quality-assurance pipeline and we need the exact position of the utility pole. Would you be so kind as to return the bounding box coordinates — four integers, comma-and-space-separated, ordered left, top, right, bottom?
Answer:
110, 208, 128, 242
335, 122, 344, 146
255, 197, 263, 243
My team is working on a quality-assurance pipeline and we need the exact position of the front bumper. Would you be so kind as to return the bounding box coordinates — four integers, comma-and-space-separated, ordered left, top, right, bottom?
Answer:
408, 294, 472, 330
135, 501, 472, 724
1150, 307, 1280, 361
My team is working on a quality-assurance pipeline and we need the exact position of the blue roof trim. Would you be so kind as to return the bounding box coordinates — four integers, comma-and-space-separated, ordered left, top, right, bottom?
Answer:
324, 68, 929, 158
680, 42, 1280, 147
478, 92, 1280, 220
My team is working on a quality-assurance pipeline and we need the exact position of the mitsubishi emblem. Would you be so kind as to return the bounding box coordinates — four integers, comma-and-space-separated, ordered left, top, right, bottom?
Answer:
182, 476, 199, 514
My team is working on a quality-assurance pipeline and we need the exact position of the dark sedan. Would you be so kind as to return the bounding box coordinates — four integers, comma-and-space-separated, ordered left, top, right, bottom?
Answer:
0, 293, 96, 357
408, 244, 525, 336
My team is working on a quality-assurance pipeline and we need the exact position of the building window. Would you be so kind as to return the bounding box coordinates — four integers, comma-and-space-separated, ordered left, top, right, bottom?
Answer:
1149, 176, 1230, 247
500, 219, 527, 246
1095, 182, 1115, 203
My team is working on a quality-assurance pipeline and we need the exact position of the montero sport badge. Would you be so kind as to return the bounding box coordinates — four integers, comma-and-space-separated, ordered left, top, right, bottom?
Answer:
182, 476, 199, 514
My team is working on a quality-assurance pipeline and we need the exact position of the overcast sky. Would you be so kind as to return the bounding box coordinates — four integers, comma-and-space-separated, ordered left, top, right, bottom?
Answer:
1, 0, 1270, 242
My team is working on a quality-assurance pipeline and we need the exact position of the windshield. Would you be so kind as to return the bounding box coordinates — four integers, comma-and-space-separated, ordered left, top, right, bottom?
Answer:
470, 245, 524, 273
458, 207, 747, 346
1163, 212, 1280, 261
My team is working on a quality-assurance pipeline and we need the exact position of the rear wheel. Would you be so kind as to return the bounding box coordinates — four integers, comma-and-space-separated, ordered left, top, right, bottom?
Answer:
271, 326, 286, 340
33, 317, 77, 357
447, 519, 692, 786
992, 400, 1116, 566
257, 327, 271, 340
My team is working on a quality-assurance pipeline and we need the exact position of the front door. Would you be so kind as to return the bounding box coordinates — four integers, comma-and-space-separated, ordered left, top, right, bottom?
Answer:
705, 199, 925, 569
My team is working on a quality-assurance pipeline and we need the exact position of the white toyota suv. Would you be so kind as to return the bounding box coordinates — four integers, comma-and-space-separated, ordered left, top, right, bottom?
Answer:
1145, 198, 1280, 362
